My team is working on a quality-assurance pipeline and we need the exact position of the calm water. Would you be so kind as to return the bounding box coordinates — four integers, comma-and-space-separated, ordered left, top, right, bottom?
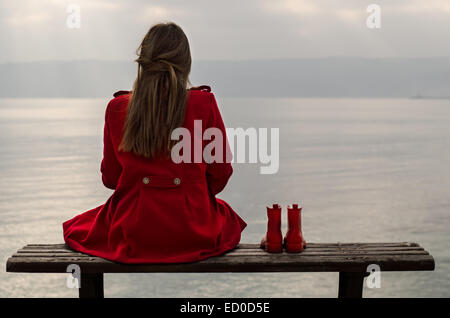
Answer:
0, 97, 449, 297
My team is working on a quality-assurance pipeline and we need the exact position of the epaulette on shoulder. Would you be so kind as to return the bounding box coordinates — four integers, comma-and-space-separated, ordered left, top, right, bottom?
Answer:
113, 90, 132, 98
188, 85, 211, 92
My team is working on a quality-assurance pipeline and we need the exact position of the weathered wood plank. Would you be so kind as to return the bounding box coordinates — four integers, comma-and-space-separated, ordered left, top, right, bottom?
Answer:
14, 244, 429, 256
8, 242, 434, 274
18, 250, 78, 253
225, 248, 426, 254
23, 242, 421, 249
227, 251, 428, 257
12, 250, 430, 259
17, 246, 426, 254
305, 242, 420, 247
6, 254, 435, 273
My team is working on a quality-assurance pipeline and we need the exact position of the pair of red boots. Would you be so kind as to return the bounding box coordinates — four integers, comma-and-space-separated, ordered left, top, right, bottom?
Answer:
260, 204, 306, 253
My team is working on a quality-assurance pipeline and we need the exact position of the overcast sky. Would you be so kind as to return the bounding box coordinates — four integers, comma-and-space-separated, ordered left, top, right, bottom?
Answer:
1, 0, 450, 63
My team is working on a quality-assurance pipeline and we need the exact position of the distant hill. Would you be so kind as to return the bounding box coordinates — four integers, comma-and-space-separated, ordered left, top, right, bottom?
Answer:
1, 58, 449, 98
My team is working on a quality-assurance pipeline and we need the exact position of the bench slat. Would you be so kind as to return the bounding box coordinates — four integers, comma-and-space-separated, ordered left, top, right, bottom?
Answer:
6, 254, 435, 273
23, 242, 420, 249
18, 246, 426, 253
6, 242, 434, 274
11, 250, 430, 258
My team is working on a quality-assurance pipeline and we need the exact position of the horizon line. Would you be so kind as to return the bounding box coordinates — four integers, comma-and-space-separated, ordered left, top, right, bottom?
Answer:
2, 56, 450, 65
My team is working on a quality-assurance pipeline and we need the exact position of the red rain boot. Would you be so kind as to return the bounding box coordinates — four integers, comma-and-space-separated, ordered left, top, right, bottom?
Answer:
283, 204, 306, 253
260, 204, 283, 253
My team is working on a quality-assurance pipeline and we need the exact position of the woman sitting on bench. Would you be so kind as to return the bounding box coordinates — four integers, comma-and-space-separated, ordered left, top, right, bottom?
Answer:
62, 22, 246, 264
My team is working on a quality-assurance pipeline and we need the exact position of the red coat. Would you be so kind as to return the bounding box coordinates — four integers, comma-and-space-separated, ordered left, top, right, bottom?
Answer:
63, 87, 246, 263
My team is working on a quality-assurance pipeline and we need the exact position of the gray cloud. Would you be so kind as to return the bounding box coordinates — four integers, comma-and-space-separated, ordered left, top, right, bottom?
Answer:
0, 0, 450, 62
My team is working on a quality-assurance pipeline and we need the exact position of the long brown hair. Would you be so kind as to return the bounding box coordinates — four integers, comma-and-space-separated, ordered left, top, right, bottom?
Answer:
119, 22, 192, 159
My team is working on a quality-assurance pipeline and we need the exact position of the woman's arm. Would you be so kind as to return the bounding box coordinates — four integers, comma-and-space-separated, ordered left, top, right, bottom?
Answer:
100, 109, 122, 190
205, 93, 233, 196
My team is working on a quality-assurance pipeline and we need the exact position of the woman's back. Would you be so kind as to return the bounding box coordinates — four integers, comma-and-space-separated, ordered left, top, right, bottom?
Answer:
63, 87, 246, 263
105, 88, 225, 186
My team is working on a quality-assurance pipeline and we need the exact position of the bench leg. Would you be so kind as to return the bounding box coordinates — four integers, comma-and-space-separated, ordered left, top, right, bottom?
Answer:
338, 272, 366, 298
79, 273, 104, 298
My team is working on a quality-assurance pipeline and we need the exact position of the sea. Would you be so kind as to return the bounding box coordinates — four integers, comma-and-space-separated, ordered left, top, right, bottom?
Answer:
0, 97, 449, 297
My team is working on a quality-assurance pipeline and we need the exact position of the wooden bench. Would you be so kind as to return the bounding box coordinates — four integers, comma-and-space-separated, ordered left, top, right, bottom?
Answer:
6, 242, 434, 298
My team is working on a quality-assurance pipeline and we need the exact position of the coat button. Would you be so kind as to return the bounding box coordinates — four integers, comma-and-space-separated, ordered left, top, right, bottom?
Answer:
174, 177, 181, 185
142, 177, 150, 184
